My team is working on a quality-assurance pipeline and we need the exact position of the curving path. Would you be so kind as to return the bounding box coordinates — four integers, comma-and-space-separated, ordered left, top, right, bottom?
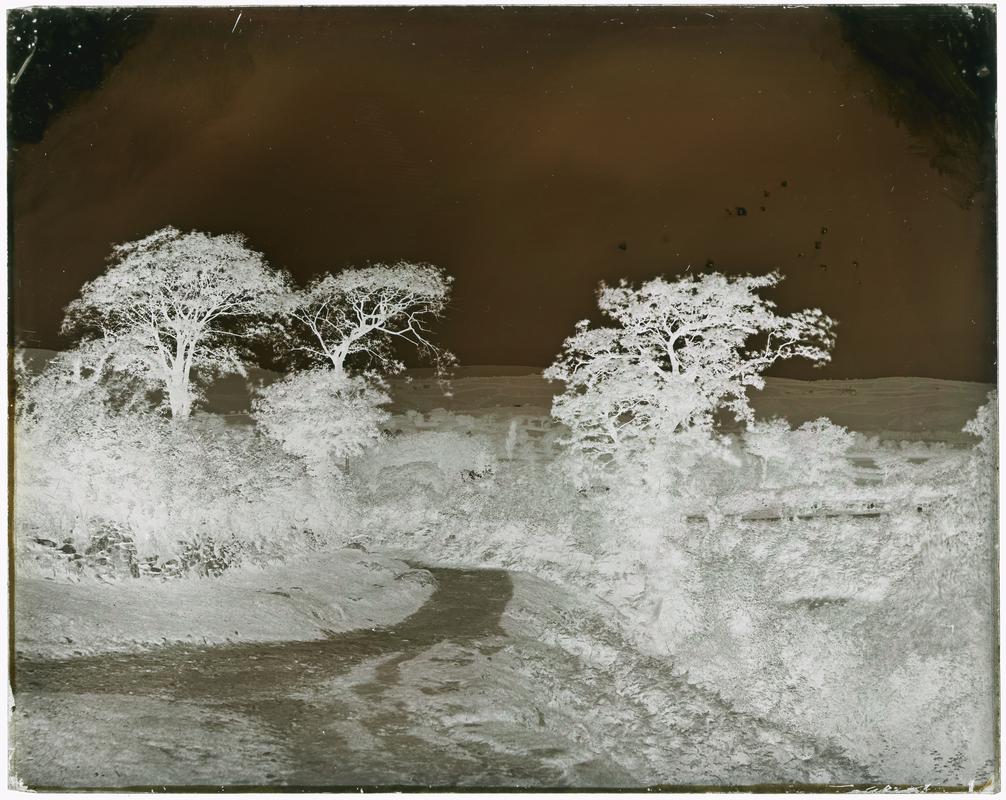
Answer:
12, 567, 620, 789
11, 564, 868, 790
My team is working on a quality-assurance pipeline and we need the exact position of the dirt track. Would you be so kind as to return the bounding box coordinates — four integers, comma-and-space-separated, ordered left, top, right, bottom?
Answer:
12, 566, 596, 788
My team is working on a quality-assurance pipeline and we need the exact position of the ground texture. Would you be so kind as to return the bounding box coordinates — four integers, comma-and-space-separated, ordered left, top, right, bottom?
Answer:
13, 550, 434, 660
11, 565, 865, 790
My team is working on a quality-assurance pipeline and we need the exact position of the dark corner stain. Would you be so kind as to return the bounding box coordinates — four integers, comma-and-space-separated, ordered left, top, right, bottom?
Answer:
7, 8, 154, 146
834, 5, 995, 205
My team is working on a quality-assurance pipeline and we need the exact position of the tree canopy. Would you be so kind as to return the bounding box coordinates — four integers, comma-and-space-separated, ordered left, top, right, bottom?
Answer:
286, 262, 454, 377
62, 226, 290, 417
546, 271, 836, 466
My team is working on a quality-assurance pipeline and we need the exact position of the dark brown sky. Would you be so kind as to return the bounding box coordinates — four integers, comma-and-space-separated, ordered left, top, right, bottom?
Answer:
9, 7, 996, 381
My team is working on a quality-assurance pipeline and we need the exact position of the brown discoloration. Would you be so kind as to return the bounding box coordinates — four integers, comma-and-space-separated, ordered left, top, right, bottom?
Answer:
8, 7, 995, 381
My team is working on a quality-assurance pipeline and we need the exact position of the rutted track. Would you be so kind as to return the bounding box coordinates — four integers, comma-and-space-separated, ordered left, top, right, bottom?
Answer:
11, 564, 868, 790
13, 567, 574, 788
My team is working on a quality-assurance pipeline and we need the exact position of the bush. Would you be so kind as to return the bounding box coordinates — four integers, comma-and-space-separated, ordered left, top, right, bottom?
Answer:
14, 398, 352, 577
743, 417, 856, 489
178, 533, 247, 578
252, 368, 390, 477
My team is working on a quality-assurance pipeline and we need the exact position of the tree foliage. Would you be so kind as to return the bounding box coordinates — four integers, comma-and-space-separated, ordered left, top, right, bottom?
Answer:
545, 271, 836, 470
251, 369, 391, 477
14, 342, 155, 442
62, 227, 290, 418
743, 417, 855, 489
285, 263, 454, 377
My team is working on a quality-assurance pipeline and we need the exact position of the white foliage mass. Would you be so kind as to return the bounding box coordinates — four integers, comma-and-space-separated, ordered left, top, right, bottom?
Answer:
61, 226, 290, 418
964, 389, 997, 466
743, 417, 856, 488
15, 343, 154, 441
14, 357, 351, 572
504, 418, 520, 460
953, 389, 997, 612
251, 369, 391, 476
286, 262, 455, 377
545, 271, 835, 473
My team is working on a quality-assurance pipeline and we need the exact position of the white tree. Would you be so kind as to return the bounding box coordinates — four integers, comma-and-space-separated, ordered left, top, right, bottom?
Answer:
545, 271, 836, 470
744, 417, 855, 488
286, 263, 454, 378
251, 369, 391, 477
62, 226, 290, 419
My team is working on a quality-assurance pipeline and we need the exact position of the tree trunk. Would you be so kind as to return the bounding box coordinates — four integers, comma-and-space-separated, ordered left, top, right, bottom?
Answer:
167, 373, 193, 419
167, 339, 195, 419
328, 347, 349, 377
167, 388, 192, 418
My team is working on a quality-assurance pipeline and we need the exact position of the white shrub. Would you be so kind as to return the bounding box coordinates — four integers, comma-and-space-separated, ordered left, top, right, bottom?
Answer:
504, 418, 521, 460
251, 368, 390, 477
13, 350, 355, 574
743, 417, 856, 489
